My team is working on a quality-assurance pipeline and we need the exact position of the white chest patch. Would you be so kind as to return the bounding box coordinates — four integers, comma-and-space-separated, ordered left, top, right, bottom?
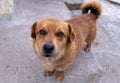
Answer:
44, 58, 51, 65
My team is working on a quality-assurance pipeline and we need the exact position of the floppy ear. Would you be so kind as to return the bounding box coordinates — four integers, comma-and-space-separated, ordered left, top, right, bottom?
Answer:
31, 22, 37, 39
67, 24, 75, 43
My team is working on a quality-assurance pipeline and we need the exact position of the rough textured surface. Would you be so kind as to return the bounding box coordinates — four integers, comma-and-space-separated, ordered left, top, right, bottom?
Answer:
0, 0, 120, 83
0, 0, 13, 18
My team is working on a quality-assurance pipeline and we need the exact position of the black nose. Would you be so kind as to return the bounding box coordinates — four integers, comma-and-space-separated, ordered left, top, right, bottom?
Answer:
43, 43, 55, 54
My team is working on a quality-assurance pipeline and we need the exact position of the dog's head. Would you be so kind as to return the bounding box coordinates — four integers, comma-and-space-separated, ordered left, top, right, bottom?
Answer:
31, 18, 75, 58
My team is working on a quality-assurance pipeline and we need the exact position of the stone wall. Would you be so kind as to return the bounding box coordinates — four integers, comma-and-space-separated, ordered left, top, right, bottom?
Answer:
0, 0, 13, 18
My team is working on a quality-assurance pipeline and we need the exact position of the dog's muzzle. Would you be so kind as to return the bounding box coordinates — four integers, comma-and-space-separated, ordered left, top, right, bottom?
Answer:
42, 43, 55, 57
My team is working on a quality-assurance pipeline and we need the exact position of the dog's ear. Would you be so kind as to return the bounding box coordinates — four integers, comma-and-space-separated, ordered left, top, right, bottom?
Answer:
67, 24, 75, 43
31, 22, 37, 39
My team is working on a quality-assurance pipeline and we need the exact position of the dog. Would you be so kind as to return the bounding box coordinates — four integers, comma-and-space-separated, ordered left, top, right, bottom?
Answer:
31, 0, 102, 81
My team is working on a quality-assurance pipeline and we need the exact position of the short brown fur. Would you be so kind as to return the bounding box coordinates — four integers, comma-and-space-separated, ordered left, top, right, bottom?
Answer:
31, 0, 102, 81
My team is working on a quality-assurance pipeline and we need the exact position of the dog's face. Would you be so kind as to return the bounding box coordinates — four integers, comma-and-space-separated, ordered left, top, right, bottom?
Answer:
31, 18, 74, 58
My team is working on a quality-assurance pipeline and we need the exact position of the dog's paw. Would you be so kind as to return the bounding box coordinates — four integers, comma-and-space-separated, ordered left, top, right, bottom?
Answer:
55, 71, 64, 81
44, 70, 54, 76
84, 46, 91, 52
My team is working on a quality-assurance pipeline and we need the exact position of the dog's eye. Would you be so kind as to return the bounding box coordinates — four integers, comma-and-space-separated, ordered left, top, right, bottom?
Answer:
39, 30, 47, 35
56, 32, 64, 37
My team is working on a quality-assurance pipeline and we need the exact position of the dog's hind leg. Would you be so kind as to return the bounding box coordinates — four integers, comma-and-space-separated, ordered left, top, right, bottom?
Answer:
84, 42, 92, 52
84, 26, 96, 52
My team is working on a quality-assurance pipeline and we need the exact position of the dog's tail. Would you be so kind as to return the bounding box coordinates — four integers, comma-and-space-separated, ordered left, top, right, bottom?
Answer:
81, 0, 102, 19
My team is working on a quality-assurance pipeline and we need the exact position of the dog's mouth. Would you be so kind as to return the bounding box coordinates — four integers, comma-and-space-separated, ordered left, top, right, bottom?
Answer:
40, 49, 57, 58
43, 54, 52, 57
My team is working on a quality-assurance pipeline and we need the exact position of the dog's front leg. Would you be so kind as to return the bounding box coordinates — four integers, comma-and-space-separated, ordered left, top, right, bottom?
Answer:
44, 69, 54, 76
55, 71, 64, 81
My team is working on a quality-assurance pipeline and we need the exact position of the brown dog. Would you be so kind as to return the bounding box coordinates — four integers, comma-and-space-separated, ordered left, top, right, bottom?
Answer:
31, 0, 102, 81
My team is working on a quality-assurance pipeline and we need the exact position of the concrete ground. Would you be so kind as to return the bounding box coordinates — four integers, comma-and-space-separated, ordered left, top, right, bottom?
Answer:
0, 0, 120, 83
